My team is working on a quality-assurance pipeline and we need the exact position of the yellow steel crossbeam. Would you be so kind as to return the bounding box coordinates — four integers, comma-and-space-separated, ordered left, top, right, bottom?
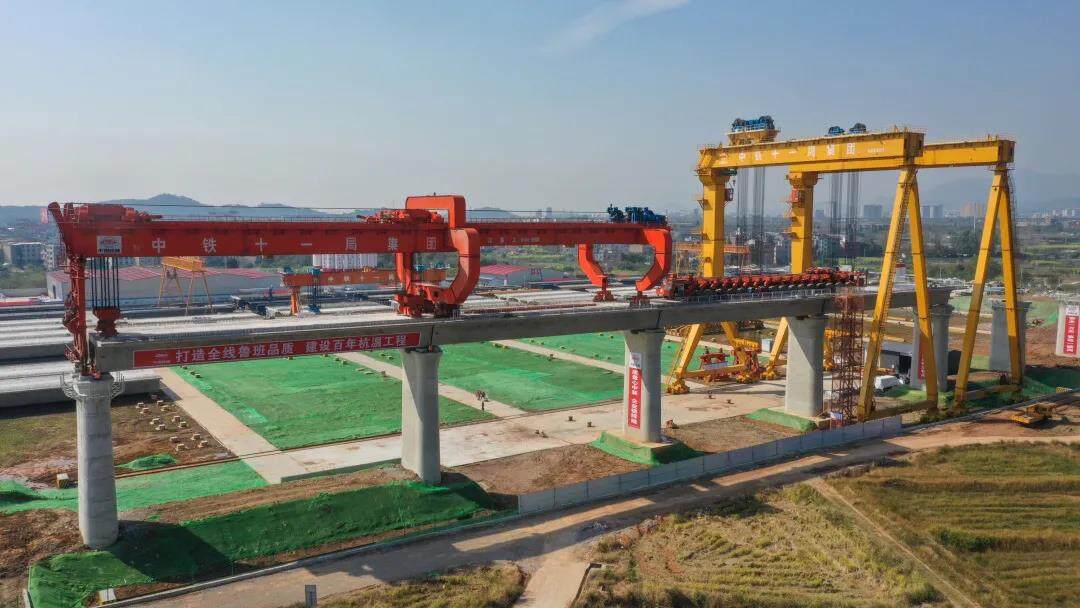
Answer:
699, 130, 923, 172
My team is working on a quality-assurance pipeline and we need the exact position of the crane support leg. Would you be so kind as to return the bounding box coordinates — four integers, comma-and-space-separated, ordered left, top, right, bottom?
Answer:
857, 168, 917, 420
578, 244, 613, 301
955, 168, 1022, 407
905, 182, 939, 407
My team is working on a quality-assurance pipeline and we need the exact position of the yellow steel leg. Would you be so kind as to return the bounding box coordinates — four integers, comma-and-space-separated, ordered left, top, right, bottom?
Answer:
857, 168, 917, 419
954, 170, 1006, 407
668, 168, 731, 393
763, 171, 819, 378
997, 174, 1023, 387
905, 179, 939, 407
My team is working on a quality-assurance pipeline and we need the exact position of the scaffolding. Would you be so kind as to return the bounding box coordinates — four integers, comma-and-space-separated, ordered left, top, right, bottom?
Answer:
828, 290, 865, 426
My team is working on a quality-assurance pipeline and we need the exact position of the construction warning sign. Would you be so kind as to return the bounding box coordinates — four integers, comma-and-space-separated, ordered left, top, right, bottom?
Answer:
132, 332, 422, 368
627, 352, 642, 429
1063, 305, 1079, 356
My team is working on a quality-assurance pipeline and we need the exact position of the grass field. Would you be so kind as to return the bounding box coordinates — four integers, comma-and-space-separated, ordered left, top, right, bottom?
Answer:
1, 460, 267, 515
0, 403, 73, 469
519, 332, 706, 373
374, 342, 623, 411
577, 485, 942, 607
830, 443, 1080, 608
176, 356, 493, 449
289, 564, 525, 608
28, 478, 502, 608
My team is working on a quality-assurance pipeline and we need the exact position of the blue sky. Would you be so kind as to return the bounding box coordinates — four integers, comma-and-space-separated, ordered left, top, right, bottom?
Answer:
2, 1, 1077, 211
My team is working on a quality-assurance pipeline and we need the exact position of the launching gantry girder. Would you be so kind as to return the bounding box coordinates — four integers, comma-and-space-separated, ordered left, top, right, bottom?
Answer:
50, 195, 671, 376
673, 129, 1020, 421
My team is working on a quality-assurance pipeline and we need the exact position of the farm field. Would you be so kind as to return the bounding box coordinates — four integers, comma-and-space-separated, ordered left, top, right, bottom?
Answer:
830, 443, 1080, 608
577, 484, 943, 607
175, 356, 492, 449
374, 342, 623, 411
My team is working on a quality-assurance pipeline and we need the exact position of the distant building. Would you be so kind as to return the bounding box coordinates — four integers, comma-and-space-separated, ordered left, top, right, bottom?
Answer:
961, 202, 981, 218
312, 253, 380, 270
862, 204, 883, 220
2, 242, 44, 267
46, 266, 281, 303
41, 242, 66, 270
813, 209, 826, 220
477, 264, 560, 287
921, 204, 944, 220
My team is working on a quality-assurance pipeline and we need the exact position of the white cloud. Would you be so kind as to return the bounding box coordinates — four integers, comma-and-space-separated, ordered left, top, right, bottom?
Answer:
543, 0, 690, 54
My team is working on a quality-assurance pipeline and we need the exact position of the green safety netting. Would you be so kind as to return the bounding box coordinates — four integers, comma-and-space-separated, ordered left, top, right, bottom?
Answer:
375, 342, 623, 411
28, 479, 501, 608
1, 460, 266, 515
176, 356, 491, 449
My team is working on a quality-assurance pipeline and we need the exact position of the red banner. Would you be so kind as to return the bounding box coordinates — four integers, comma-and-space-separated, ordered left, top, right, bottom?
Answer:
626, 353, 642, 429
1064, 306, 1079, 356
133, 332, 422, 368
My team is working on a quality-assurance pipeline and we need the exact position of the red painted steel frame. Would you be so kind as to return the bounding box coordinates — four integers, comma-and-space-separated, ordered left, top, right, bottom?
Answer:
49, 196, 671, 372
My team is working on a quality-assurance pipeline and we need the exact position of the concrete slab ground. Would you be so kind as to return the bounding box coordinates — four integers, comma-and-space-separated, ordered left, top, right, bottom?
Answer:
162, 351, 783, 483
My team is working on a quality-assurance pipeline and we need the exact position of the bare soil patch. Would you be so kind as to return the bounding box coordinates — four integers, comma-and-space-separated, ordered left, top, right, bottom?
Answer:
665, 415, 798, 453
455, 443, 645, 497
0, 509, 81, 607
0, 395, 232, 486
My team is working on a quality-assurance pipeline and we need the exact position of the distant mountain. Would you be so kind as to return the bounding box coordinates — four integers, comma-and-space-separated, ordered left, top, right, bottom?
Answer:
97, 194, 343, 218
922, 170, 1080, 213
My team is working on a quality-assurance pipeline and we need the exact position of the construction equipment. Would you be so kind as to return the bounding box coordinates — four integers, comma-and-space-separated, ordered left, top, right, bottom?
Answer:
49, 195, 672, 375
282, 266, 447, 315
157, 256, 211, 314
827, 291, 865, 426
1010, 402, 1056, 426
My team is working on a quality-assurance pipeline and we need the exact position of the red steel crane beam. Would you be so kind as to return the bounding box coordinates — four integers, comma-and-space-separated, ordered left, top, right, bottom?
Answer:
49, 195, 671, 375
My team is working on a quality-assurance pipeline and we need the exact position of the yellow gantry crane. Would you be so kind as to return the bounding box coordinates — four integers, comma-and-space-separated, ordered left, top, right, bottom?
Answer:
157, 256, 212, 314
669, 126, 1021, 420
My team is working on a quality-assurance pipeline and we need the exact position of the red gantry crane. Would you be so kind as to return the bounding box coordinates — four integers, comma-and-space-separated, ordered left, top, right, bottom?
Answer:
49, 195, 671, 375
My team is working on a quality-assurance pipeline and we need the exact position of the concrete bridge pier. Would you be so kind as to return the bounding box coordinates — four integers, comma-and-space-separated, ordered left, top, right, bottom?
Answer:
400, 346, 442, 484
930, 304, 953, 391
73, 374, 119, 548
784, 314, 826, 418
622, 329, 664, 443
990, 299, 1030, 373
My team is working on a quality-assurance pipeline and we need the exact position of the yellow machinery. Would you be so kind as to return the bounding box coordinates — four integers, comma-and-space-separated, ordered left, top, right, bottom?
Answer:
1010, 403, 1056, 426
157, 256, 211, 314
670, 127, 1022, 420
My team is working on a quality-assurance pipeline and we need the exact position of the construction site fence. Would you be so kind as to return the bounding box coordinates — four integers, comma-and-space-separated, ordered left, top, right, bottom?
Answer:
516, 415, 902, 514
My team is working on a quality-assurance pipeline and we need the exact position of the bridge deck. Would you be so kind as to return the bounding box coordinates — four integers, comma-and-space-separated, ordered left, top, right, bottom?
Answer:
89, 286, 950, 372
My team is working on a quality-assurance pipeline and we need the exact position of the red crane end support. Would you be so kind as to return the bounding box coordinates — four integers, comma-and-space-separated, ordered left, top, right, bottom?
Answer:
405, 195, 467, 229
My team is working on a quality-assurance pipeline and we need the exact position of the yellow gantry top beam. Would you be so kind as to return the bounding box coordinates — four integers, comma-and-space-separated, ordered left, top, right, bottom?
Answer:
699, 129, 924, 173
700, 131, 1013, 174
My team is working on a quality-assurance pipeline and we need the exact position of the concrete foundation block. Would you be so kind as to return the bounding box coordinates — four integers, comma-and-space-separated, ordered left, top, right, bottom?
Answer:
727, 447, 753, 468
676, 457, 705, 480
619, 469, 651, 492
777, 436, 802, 456
752, 441, 779, 463
821, 428, 844, 447
862, 419, 885, 439
518, 489, 555, 513
586, 475, 621, 499
648, 463, 679, 486
882, 416, 903, 436
703, 452, 730, 473
801, 431, 824, 450
841, 424, 864, 444
553, 482, 588, 507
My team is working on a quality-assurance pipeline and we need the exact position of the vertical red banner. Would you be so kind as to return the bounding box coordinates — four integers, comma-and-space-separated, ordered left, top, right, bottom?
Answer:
626, 353, 642, 429
1064, 306, 1080, 356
